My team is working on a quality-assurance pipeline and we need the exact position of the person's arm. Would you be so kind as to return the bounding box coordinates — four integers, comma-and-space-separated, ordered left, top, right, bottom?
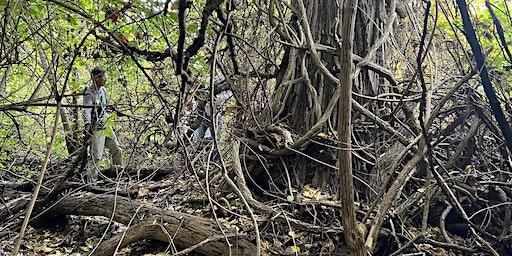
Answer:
101, 87, 109, 124
103, 87, 109, 107
82, 88, 93, 132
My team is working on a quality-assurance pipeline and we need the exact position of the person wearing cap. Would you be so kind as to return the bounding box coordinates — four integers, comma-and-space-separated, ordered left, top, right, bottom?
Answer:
83, 67, 122, 183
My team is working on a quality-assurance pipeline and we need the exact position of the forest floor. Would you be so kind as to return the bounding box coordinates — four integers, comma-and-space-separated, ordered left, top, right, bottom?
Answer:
1, 166, 447, 256
1, 153, 352, 255
2, 158, 215, 256
2, 140, 509, 256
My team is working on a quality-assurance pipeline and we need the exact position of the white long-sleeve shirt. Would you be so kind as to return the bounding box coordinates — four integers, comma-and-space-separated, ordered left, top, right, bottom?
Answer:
205, 90, 233, 117
83, 85, 108, 129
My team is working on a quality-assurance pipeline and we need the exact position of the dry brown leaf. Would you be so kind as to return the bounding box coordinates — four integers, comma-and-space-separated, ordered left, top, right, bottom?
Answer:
138, 186, 150, 198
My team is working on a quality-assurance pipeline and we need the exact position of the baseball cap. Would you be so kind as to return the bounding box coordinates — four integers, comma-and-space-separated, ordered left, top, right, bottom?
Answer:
91, 67, 105, 77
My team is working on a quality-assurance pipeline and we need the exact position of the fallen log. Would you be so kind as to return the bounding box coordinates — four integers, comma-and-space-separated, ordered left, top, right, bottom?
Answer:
44, 194, 256, 256
101, 165, 176, 180
93, 221, 243, 256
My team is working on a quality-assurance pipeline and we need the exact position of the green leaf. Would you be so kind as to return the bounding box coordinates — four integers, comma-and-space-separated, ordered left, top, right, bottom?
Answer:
101, 125, 114, 139
206, 27, 215, 37
168, 11, 178, 22
186, 23, 198, 33
68, 14, 79, 26
287, 195, 294, 202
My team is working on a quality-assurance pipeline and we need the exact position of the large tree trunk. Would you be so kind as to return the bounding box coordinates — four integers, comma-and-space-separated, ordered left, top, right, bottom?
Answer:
354, 0, 387, 96
268, 0, 385, 190
272, 0, 342, 189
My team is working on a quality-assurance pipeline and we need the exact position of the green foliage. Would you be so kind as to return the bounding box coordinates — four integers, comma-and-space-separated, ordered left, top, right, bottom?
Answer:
103, 111, 117, 138
4, 0, 510, 173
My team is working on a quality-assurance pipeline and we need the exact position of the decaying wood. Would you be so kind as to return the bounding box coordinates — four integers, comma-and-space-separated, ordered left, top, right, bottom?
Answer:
44, 194, 256, 256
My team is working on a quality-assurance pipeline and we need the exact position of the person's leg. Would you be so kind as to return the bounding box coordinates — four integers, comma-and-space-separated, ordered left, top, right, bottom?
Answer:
191, 119, 208, 142
105, 130, 123, 166
88, 131, 105, 183
211, 115, 223, 161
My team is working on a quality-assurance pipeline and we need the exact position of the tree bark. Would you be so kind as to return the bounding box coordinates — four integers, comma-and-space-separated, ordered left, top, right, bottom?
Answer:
45, 194, 256, 256
268, 0, 387, 189
337, 0, 366, 255
456, 0, 512, 154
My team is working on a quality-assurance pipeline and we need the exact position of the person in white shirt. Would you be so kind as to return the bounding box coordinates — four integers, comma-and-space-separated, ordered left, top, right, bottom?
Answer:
191, 74, 232, 142
83, 67, 122, 183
